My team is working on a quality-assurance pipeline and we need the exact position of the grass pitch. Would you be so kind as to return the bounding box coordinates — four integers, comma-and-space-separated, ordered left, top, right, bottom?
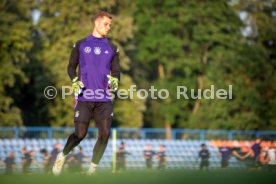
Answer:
1, 170, 275, 184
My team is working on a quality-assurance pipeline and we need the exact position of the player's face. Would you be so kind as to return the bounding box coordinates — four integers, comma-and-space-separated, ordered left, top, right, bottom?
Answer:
95, 16, 112, 37
256, 138, 261, 144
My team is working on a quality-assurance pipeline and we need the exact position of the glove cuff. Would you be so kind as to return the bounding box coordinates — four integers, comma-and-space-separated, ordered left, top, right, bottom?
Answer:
72, 77, 78, 83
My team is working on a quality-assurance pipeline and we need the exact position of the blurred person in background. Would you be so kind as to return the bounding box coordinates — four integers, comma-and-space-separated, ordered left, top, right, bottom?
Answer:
22, 150, 35, 174
232, 145, 254, 169
218, 142, 232, 169
66, 149, 78, 173
75, 146, 85, 172
50, 143, 61, 168
156, 144, 166, 170
143, 144, 155, 170
198, 143, 210, 171
116, 142, 130, 172
250, 137, 262, 169
266, 140, 276, 171
4, 151, 15, 174
40, 148, 51, 173
235, 138, 262, 170
21, 147, 30, 174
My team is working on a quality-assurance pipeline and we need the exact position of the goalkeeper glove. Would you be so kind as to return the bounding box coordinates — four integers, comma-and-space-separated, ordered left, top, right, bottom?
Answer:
72, 77, 84, 97
107, 75, 119, 91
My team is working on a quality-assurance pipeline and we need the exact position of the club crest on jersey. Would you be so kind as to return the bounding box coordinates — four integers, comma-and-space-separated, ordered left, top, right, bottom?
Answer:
84, 47, 91, 53
94, 47, 101, 55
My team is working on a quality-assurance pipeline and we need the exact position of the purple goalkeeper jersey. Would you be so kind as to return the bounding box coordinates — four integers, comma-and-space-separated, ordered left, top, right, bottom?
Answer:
68, 35, 120, 102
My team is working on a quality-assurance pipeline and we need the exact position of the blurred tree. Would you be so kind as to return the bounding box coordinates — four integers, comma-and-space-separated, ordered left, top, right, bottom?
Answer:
177, 0, 267, 130
230, 0, 276, 129
134, 0, 187, 138
1, 0, 274, 131
133, 0, 276, 131
0, 0, 33, 126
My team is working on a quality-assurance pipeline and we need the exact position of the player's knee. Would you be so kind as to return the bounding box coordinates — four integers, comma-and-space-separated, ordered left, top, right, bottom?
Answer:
74, 131, 87, 141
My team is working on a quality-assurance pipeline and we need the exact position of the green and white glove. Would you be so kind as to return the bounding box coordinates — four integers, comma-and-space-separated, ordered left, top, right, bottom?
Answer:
72, 77, 84, 97
107, 75, 119, 91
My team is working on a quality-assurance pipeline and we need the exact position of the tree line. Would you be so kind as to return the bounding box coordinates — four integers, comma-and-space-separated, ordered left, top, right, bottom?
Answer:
0, 0, 275, 130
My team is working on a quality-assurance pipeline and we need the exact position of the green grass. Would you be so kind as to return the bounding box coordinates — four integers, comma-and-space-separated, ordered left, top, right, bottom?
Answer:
1, 170, 275, 184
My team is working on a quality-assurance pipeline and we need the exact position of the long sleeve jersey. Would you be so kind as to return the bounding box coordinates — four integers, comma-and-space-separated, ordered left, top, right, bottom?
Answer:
68, 35, 120, 102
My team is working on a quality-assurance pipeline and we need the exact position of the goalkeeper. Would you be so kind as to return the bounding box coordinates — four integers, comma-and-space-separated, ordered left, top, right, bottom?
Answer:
52, 11, 120, 175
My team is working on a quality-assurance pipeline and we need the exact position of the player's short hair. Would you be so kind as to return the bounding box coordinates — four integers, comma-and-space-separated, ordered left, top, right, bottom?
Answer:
92, 11, 113, 23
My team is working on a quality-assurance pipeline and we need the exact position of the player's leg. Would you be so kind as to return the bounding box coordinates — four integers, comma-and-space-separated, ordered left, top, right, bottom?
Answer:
199, 161, 203, 170
62, 122, 89, 154
52, 101, 91, 175
87, 102, 112, 174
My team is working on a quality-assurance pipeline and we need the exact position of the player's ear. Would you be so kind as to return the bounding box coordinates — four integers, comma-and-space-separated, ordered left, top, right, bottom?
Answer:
94, 17, 101, 27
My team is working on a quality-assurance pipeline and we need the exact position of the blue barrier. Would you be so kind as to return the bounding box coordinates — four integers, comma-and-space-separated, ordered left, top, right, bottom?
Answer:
0, 127, 276, 140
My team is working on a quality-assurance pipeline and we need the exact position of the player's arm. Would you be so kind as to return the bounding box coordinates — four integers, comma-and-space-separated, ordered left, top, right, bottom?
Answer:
207, 150, 210, 159
232, 150, 243, 159
111, 45, 120, 80
22, 157, 27, 164
198, 151, 201, 161
241, 149, 254, 159
107, 44, 120, 91
67, 41, 85, 97
67, 42, 80, 80
143, 152, 147, 159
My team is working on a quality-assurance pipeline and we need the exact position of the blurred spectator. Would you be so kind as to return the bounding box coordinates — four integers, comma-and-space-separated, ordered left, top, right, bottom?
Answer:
259, 146, 269, 169
40, 148, 51, 173
4, 152, 15, 174
251, 137, 262, 169
50, 143, 61, 167
21, 147, 30, 174
198, 143, 210, 171
75, 146, 85, 172
143, 144, 155, 169
22, 149, 35, 174
116, 142, 130, 172
66, 150, 78, 172
234, 138, 262, 169
232, 146, 254, 168
156, 144, 166, 170
66, 147, 85, 173
218, 142, 232, 169
266, 141, 276, 171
